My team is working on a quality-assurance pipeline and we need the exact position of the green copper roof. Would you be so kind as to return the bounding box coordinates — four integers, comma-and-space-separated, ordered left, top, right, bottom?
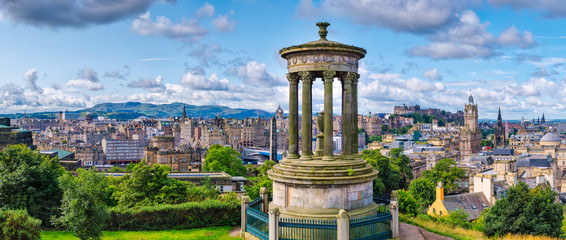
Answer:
50, 148, 73, 160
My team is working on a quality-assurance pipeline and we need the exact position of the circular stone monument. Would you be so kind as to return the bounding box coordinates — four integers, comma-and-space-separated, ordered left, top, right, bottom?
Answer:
267, 22, 378, 220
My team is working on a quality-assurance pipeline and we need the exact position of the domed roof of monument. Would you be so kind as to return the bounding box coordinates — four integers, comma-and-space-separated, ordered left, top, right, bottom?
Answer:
540, 132, 561, 142
280, 22, 366, 58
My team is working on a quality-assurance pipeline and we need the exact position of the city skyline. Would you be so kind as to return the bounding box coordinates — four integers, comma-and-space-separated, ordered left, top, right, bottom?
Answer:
1, 0, 566, 119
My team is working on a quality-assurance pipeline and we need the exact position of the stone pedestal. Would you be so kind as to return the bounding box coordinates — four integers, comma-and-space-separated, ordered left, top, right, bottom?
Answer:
268, 156, 378, 220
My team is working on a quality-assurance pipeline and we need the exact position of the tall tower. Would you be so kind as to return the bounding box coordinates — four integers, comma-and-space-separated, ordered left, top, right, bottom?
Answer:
542, 113, 546, 126
494, 107, 504, 147
182, 104, 187, 121
270, 116, 277, 161
464, 94, 478, 132
460, 94, 482, 158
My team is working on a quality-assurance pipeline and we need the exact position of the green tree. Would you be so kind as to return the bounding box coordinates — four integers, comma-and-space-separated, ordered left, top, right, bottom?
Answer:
484, 182, 563, 237
245, 160, 276, 199
368, 135, 382, 143
203, 145, 246, 176
388, 148, 413, 188
422, 158, 466, 193
381, 124, 389, 134
0, 144, 64, 226
113, 161, 188, 208
53, 169, 110, 240
186, 177, 221, 202
408, 178, 436, 211
0, 209, 41, 240
361, 149, 401, 195
398, 125, 412, 134
398, 190, 418, 217
481, 140, 493, 148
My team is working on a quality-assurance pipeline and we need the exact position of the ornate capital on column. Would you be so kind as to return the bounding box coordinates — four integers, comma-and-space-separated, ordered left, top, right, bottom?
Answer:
343, 72, 355, 84
299, 71, 313, 84
323, 70, 336, 83
287, 73, 299, 84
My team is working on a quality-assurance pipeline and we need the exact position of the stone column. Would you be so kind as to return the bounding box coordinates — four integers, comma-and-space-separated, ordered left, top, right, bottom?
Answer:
336, 209, 350, 240
260, 187, 269, 213
342, 73, 354, 158
390, 190, 399, 239
323, 70, 336, 161
287, 73, 300, 159
268, 207, 280, 240
240, 196, 250, 238
351, 74, 360, 155
299, 71, 313, 160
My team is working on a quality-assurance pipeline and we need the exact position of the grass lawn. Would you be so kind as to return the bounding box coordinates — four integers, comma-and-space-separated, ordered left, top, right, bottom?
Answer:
41, 226, 242, 240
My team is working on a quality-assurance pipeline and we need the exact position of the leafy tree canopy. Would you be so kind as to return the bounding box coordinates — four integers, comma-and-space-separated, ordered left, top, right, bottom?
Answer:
245, 160, 276, 199
54, 169, 111, 240
484, 182, 563, 238
203, 145, 246, 176
0, 144, 64, 226
361, 148, 413, 195
113, 161, 188, 208
422, 158, 466, 193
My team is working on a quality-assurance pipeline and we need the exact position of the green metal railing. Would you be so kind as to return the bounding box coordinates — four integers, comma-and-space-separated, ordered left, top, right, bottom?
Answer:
246, 197, 269, 240
279, 218, 337, 240
349, 213, 392, 240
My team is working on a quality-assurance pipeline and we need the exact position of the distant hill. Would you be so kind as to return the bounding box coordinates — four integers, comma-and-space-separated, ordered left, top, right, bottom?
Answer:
0, 102, 272, 120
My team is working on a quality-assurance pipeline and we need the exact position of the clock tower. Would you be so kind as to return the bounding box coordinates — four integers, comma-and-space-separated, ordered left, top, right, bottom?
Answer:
460, 94, 482, 159
464, 94, 478, 132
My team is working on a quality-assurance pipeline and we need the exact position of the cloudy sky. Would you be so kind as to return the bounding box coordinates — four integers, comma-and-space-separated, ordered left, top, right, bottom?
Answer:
1, 0, 566, 120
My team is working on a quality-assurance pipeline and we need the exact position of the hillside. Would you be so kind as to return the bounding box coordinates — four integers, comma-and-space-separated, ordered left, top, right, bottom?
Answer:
0, 102, 272, 120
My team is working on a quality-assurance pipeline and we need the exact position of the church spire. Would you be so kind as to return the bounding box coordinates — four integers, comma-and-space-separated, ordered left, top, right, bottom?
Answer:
182, 104, 187, 120
497, 107, 501, 121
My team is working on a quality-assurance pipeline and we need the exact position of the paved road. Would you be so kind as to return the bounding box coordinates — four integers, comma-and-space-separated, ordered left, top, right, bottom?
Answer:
400, 222, 453, 240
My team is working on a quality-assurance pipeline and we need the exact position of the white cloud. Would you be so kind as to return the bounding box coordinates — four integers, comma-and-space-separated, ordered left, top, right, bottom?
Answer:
234, 61, 285, 86
196, 2, 215, 18
24, 68, 43, 93
298, 0, 469, 32
212, 12, 235, 32
409, 11, 536, 59
423, 68, 443, 81
131, 12, 208, 41
488, 0, 566, 18
127, 76, 165, 92
65, 68, 103, 91
180, 71, 231, 91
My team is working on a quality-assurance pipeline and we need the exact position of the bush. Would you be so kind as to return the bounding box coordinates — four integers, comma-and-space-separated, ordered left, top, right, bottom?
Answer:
53, 169, 111, 240
398, 190, 418, 217
0, 145, 64, 226
108, 199, 240, 231
0, 209, 42, 240
439, 209, 471, 229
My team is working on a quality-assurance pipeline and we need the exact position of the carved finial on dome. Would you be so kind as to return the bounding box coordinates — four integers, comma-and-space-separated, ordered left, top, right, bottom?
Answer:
316, 22, 330, 41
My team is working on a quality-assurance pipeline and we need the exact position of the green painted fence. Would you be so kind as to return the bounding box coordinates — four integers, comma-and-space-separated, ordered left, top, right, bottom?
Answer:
246, 197, 269, 240
279, 217, 337, 240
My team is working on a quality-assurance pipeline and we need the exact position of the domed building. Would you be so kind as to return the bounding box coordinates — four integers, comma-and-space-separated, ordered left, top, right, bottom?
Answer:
539, 132, 562, 146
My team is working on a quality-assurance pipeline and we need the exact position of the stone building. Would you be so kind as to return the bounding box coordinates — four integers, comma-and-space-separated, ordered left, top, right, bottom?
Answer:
144, 135, 199, 171
459, 94, 482, 159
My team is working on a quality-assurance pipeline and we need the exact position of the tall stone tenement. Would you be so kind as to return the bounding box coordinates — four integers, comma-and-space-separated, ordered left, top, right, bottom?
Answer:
268, 22, 378, 221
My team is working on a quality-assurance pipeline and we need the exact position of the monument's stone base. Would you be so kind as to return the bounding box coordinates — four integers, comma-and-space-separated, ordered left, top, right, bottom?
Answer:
267, 156, 378, 219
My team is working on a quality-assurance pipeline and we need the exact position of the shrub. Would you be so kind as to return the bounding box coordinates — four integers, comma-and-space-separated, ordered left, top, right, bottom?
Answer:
53, 169, 110, 240
0, 209, 42, 240
398, 190, 418, 217
108, 199, 240, 231
439, 209, 471, 229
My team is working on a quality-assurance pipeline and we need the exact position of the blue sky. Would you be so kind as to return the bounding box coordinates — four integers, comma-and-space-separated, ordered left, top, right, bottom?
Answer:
1, 0, 566, 120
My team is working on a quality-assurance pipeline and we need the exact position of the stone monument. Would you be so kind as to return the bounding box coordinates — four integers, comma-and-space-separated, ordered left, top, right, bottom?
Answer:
268, 22, 378, 220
